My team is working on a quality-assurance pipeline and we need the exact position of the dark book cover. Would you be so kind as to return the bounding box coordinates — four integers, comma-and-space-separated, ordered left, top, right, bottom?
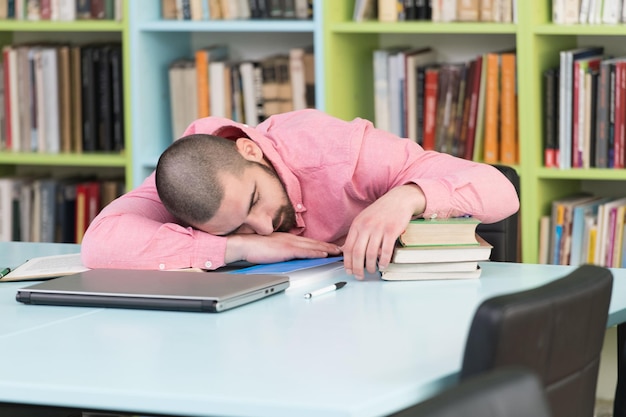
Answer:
416, 0, 431, 20
81, 45, 99, 152
110, 44, 124, 152
544, 67, 559, 167
457, 59, 476, 159
415, 64, 428, 146
248, 0, 262, 18
97, 45, 113, 151
90, 0, 105, 19
268, 0, 282, 18
464, 55, 482, 161
181, 0, 192, 19
404, 0, 417, 20
56, 181, 77, 243
76, 0, 92, 19
452, 62, 470, 157
282, 0, 296, 18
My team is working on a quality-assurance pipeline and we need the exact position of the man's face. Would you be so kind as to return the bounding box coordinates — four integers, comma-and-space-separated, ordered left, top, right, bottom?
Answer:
196, 162, 296, 236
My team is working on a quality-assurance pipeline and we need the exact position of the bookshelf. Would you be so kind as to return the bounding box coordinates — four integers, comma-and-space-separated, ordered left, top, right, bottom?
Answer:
127, 0, 324, 187
323, 1, 626, 264
0, 14, 132, 189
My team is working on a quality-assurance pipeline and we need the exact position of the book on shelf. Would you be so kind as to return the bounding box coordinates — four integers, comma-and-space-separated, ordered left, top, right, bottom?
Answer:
380, 265, 482, 281
464, 55, 483, 160
569, 197, 613, 266
558, 46, 604, 169
404, 47, 437, 143
399, 216, 481, 247
194, 44, 229, 118
543, 67, 559, 167
392, 234, 493, 264
422, 65, 439, 150
549, 193, 597, 265
482, 52, 500, 164
499, 51, 517, 165
572, 55, 602, 168
168, 58, 197, 140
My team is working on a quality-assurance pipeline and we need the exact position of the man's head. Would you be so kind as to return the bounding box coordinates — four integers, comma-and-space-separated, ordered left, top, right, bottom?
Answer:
156, 134, 296, 236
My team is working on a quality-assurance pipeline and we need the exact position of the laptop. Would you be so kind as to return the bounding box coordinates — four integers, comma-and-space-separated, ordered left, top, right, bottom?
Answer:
15, 269, 290, 313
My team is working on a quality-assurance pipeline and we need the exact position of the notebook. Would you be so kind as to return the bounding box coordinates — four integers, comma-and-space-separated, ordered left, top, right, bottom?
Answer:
15, 269, 290, 313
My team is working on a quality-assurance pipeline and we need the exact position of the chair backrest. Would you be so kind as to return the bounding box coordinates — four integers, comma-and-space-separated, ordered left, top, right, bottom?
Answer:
476, 164, 520, 262
460, 264, 613, 417
388, 367, 552, 417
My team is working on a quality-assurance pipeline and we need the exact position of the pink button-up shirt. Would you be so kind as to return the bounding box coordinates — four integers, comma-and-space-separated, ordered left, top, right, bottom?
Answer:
81, 109, 519, 270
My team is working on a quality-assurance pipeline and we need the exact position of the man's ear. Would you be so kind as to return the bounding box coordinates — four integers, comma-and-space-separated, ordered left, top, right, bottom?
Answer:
234, 138, 264, 162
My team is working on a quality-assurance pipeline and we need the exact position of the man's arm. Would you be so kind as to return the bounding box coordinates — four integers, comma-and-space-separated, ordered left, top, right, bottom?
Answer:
81, 172, 230, 270
82, 173, 341, 270
342, 122, 520, 279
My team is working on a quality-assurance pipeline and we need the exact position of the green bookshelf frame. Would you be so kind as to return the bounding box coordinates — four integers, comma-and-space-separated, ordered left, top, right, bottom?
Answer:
0, 9, 133, 190
323, 0, 626, 264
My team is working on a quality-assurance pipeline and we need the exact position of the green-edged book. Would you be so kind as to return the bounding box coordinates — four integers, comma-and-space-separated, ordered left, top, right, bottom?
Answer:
399, 217, 481, 247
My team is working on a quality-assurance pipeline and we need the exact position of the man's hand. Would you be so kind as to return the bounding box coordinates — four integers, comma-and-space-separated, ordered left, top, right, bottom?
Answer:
225, 233, 342, 265
342, 184, 427, 279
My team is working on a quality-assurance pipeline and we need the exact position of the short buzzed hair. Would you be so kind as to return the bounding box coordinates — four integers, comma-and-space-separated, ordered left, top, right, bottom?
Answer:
156, 134, 249, 226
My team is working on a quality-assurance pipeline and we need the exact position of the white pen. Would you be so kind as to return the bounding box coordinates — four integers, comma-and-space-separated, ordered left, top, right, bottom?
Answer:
304, 281, 347, 299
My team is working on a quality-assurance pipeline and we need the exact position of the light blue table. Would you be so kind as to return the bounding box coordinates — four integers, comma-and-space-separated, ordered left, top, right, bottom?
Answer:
0, 242, 624, 417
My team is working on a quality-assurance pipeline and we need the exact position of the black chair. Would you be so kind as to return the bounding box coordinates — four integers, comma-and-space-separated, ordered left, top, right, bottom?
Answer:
460, 264, 613, 417
476, 164, 520, 262
389, 367, 552, 417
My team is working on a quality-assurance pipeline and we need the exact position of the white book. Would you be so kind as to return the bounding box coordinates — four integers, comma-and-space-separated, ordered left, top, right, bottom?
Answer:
33, 48, 46, 153
388, 50, 405, 137
381, 266, 482, 281
295, 0, 308, 18
57, 0, 76, 20
553, 0, 565, 22
405, 48, 437, 142
168, 60, 193, 140
373, 49, 393, 132
209, 60, 227, 117
240, 61, 258, 126
441, 0, 457, 21
6, 47, 20, 152
237, 0, 250, 18
0, 178, 12, 241
289, 48, 307, 111
590, 0, 604, 22
41, 47, 61, 154
563, 0, 582, 23
579, 0, 592, 22
602, 0, 621, 23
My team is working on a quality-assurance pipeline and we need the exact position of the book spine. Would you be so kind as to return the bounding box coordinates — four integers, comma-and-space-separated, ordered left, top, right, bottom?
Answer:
499, 52, 516, 164
81, 46, 98, 152
483, 52, 500, 163
544, 67, 558, 167
195, 49, 210, 118
615, 61, 626, 169
595, 60, 610, 168
464, 55, 482, 161
422, 67, 438, 151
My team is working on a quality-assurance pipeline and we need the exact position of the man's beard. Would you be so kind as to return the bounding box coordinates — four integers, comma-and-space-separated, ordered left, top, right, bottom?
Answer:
256, 161, 297, 233
274, 203, 297, 232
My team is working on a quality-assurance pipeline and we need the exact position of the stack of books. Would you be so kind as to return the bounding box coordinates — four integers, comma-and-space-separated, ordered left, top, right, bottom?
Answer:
380, 217, 493, 281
